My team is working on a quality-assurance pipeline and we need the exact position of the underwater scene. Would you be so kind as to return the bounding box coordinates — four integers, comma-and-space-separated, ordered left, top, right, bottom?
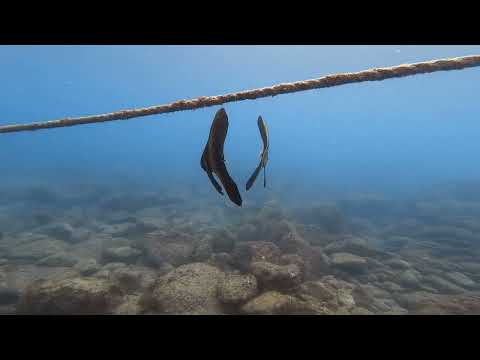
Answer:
1, 45, 480, 315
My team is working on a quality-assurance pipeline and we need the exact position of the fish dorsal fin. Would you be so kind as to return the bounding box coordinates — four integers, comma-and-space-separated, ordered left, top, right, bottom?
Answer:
208, 108, 228, 162
246, 115, 269, 191
200, 144, 209, 172
258, 116, 269, 150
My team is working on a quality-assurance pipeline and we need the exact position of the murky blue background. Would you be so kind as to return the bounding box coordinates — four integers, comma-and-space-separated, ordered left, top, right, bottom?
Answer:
1, 45, 480, 203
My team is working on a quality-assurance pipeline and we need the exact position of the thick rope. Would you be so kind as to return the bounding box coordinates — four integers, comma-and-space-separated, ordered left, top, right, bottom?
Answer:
1, 55, 480, 134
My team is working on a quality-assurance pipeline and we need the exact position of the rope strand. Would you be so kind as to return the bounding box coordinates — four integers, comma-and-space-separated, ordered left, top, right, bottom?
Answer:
1, 54, 479, 134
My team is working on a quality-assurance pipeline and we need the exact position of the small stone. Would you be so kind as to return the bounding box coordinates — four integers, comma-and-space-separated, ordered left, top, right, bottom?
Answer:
236, 223, 258, 242
207, 252, 233, 271
325, 237, 389, 259
279, 254, 307, 277
217, 274, 258, 305
74, 259, 100, 276
250, 261, 303, 290
232, 241, 281, 271
240, 291, 298, 315
191, 237, 213, 262
69, 229, 91, 244
444, 272, 476, 289
108, 266, 156, 293
0, 287, 20, 305
458, 262, 480, 274
425, 275, 465, 294
385, 258, 412, 270
337, 288, 356, 308
383, 236, 412, 250
330, 252, 368, 273
379, 281, 404, 293
299, 281, 337, 304
17, 277, 123, 314
102, 246, 141, 265
350, 307, 373, 315
37, 252, 79, 267
397, 269, 422, 289
113, 295, 143, 315
39, 223, 75, 242
7, 239, 67, 261
0, 304, 17, 315
211, 230, 236, 253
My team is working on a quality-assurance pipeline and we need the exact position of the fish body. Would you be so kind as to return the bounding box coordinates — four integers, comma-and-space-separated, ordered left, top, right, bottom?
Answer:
246, 116, 269, 190
201, 108, 242, 206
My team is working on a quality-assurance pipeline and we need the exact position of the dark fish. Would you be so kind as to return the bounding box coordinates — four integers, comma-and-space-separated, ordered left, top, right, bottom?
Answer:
201, 108, 242, 206
246, 116, 269, 191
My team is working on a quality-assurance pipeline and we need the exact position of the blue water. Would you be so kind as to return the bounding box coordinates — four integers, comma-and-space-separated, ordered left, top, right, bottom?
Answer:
2, 45, 480, 198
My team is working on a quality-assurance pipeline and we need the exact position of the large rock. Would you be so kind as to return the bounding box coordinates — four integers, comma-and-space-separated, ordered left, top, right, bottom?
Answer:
232, 241, 281, 271
17, 277, 124, 314
144, 230, 195, 267
147, 263, 225, 314
250, 261, 303, 291
217, 274, 258, 305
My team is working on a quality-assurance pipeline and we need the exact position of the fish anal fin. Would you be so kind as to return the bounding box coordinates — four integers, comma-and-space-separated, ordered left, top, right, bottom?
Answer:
246, 161, 262, 191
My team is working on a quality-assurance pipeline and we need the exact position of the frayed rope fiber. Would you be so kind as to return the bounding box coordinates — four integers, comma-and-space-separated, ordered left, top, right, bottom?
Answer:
1, 55, 479, 134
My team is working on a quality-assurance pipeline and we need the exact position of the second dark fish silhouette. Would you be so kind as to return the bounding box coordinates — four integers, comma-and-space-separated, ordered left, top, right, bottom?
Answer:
246, 115, 269, 191
200, 108, 242, 207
